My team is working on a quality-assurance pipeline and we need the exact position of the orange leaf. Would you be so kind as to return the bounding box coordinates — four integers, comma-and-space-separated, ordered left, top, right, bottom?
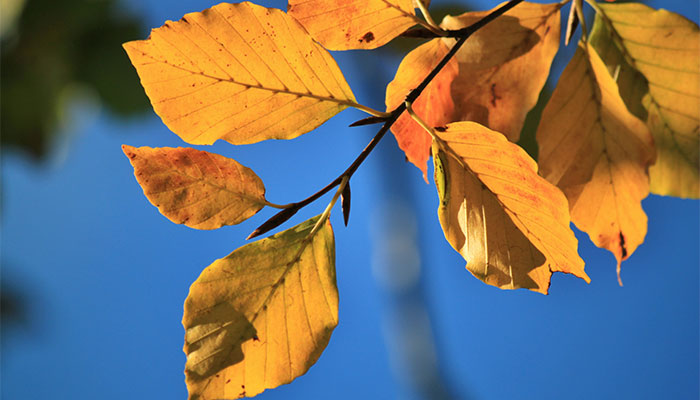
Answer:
433, 122, 588, 294
288, 0, 422, 50
123, 2, 357, 146
122, 145, 267, 230
385, 39, 458, 180
440, 2, 561, 141
536, 43, 655, 281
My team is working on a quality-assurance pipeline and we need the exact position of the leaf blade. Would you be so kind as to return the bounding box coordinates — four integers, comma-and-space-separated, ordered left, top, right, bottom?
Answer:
597, 2, 700, 198
183, 216, 337, 399
385, 38, 458, 179
536, 43, 655, 277
288, 0, 420, 50
123, 2, 357, 146
122, 145, 266, 230
434, 122, 587, 294
440, 1, 561, 141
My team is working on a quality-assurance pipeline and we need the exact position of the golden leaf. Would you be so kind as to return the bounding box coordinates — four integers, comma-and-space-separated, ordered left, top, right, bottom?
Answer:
288, 0, 422, 50
123, 2, 357, 146
385, 38, 458, 180
433, 122, 588, 294
536, 43, 655, 280
595, 3, 700, 198
183, 216, 337, 399
122, 145, 266, 230
440, 2, 560, 141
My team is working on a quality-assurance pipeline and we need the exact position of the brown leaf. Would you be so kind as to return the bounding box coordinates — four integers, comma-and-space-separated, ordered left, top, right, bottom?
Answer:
385, 38, 458, 180
536, 43, 655, 279
434, 122, 588, 294
122, 145, 266, 230
440, 2, 561, 141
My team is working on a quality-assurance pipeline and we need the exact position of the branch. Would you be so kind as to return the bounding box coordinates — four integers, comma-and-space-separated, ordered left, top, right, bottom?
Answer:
248, 0, 525, 239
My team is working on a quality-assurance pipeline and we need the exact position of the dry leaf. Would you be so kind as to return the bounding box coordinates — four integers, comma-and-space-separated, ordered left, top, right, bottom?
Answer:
183, 216, 337, 399
288, 0, 422, 50
596, 3, 700, 198
385, 38, 458, 180
433, 122, 588, 294
123, 2, 357, 146
440, 2, 561, 141
537, 43, 655, 279
122, 145, 266, 230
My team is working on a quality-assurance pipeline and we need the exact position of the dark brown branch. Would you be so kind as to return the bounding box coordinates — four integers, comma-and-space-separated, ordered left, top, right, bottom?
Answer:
249, 0, 525, 239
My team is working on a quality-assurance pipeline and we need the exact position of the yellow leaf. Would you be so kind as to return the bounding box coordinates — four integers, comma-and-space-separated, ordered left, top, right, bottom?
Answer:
123, 2, 357, 146
536, 43, 655, 279
122, 145, 266, 230
183, 216, 337, 399
595, 3, 700, 198
433, 122, 588, 294
385, 38, 458, 180
288, 0, 422, 50
440, 2, 561, 141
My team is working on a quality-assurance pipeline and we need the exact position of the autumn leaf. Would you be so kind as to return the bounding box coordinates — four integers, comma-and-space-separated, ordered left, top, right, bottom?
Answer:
123, 2, 358, 146
288, 0, 425, 50
536, 43, 655, 281
183, 216, 337, 399
122, 145, 267, 230
439, 1, 560, 141
433, 122, 588, 294
385, 38, 458, 180
592, 3, 700, 198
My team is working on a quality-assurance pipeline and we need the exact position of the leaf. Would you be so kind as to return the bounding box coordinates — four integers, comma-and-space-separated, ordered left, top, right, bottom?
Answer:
589, 13, 649, 121
385, 38, 458, 180
123, 2, 357, 146
536, 43, 655, 279
288, 0, 422, 50
439, 2, 561, 141
433, 122, 588, 294
122, 145, 266, 230
183, 216, 337, 399
594, 3, 700, 198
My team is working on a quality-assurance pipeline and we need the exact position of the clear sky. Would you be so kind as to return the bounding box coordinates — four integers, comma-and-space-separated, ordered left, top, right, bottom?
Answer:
2, 1, 698, 399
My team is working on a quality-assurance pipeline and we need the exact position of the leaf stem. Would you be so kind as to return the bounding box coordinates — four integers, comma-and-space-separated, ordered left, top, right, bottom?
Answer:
415, 0, 442, 33
346, 102, 392, 118
249, 0, 525, 238
310, 176, 349, 236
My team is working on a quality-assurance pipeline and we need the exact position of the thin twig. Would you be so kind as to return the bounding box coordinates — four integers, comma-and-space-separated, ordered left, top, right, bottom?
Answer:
249, 0, 525, 239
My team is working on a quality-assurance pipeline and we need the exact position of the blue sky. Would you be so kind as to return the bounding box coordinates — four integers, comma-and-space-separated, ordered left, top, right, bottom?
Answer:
2, 1, 698, 399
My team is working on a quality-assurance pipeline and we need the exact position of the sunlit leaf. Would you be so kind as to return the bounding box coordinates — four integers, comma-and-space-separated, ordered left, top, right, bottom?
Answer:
183, 216, 337, 399
594, 3, 699, 198
122, 145, 266, 230
433, 122, 588, 294
385, 38, 458, 180
537, 43, 655, 280
288, 0, 422, 50
123, 2, 357, 146
439, 2, 560, 141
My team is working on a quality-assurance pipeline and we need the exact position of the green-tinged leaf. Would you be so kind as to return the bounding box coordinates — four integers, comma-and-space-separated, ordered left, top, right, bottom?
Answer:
183, 216, 337, 399
288, 0, 422, 50
536, 43, 655, 280
433, 122, 588, 294
596, 2, 700, 198
122, 145, 266, 230
123, 2, 357, 146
